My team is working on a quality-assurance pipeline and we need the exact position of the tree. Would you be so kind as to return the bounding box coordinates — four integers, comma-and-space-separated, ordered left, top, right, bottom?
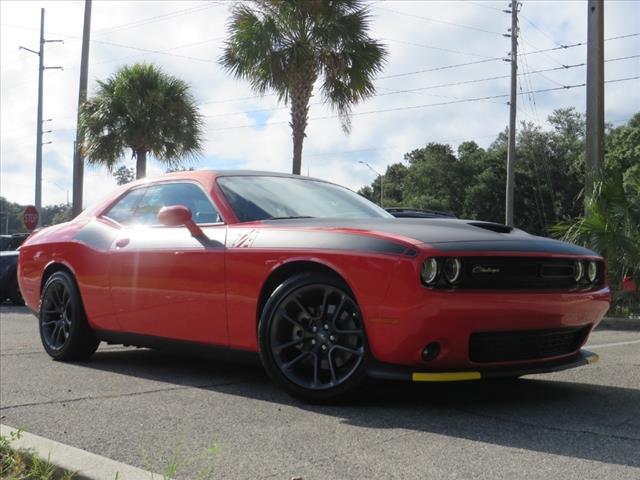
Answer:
113, 166, 135, 186
220, 0, 387, 175
552, 171, 640, 313
80, 63, 203, 179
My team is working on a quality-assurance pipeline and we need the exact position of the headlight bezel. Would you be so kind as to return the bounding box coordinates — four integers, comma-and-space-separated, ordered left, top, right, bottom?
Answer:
574, 260, 584, 282
587, 260, 598, 283
443, 257, 462, 284
420, 257, 440, 286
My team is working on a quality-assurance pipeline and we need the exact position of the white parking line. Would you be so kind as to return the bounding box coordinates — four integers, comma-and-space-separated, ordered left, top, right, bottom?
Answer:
587, 339, 640, 349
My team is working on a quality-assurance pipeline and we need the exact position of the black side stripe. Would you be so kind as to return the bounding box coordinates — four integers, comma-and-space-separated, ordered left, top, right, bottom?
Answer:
233, 230, 408, 256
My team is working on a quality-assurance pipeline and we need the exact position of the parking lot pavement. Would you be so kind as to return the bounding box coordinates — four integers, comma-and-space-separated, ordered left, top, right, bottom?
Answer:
1, 305, 639, 480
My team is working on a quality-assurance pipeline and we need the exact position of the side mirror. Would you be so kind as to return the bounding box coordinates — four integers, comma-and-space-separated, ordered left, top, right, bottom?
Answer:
158, 205, 204, 238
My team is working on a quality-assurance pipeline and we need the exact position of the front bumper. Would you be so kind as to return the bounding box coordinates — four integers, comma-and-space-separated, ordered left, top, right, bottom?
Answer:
367, 349, 599, 382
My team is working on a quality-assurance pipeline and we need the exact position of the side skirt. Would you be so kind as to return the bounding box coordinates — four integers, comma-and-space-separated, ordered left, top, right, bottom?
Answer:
94, 330, 261, 366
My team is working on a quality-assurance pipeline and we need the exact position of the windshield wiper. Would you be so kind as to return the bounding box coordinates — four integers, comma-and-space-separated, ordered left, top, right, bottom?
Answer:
265, 216, 316, 220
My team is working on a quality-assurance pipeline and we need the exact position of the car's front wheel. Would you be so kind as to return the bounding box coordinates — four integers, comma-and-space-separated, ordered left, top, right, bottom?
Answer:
259, 273, 369, 403
39, 271, 100, 361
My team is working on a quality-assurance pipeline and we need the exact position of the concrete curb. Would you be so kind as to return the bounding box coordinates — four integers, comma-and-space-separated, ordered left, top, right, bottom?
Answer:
597, 316, 640, 331
0, 424, 164, 480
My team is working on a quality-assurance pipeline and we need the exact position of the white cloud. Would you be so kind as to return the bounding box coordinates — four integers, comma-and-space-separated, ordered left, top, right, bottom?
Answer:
1, 0, 638, 208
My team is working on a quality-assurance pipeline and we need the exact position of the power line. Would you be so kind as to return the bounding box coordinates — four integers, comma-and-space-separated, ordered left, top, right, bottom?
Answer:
519, 13, 564, 48
92, 2, 220, 36
383, 38, 497, 59
201, 59, 607, 114
379, 58, 501, 80
373, 5, 504, 36
204, 77, 637, 132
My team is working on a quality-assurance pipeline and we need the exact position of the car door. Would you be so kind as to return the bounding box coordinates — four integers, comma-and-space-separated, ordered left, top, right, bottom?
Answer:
104, 181, 228, 345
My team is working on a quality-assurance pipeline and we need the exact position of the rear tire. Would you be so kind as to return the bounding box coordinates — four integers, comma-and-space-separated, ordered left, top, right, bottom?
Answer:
259, 272, 369, 403
39, 271, 99, 361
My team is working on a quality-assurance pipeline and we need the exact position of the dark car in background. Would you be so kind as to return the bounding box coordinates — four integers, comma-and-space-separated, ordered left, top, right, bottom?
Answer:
0, 233, 29, 305
0, 233, 29, 251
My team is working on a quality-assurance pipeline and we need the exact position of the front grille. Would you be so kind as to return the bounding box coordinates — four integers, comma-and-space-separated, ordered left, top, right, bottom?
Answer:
469, 326, 591, 363
460, 257, 603, 290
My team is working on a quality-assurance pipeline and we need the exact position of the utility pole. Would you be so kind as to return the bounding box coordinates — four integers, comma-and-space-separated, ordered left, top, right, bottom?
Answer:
72, 0, 92, 218
19, 8, 62, 227
504, 1, 519, 227
585, 0, 604, 214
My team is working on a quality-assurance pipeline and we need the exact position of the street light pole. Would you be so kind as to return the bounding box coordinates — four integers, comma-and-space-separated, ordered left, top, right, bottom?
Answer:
359, 161, 384, 207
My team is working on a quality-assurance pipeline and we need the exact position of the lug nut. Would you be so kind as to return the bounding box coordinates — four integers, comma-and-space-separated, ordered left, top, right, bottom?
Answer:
312, 326, 317, 333
323, 324, 329, 330
321, 345, 327, 351
329, 335, 335, 341
311, 339, 316, 345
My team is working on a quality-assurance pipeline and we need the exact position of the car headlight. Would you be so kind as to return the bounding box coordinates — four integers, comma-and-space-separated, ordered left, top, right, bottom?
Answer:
574, 260, 584, 282
443, 257, 462, 284
587, 260, 598, 283
421, 258, 439, 285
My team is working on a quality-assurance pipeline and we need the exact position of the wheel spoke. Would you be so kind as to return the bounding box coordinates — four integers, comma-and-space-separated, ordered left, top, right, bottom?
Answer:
50, 324, 59, 343
332, 344, 364, 357
319, 289, 330, 319
312, 352, 319, 387
283, 350, 312, 370
281, 313, 304, 331
334, 328, 363, 335
41, 309, 61, 316
292, 297, 313, 319
53, 284, 64, 308
56, 325, 65, 345
327, 350, 338, 385
331, 295, 347, 327
42, 318, 58, 325
274, 338, 305, 353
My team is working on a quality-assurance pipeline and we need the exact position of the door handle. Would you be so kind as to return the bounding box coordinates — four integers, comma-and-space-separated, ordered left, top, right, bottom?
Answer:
115, 238, 130, 248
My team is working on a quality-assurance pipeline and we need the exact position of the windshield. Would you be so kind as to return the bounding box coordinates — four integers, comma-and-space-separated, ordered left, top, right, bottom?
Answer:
217, 175, 392, 222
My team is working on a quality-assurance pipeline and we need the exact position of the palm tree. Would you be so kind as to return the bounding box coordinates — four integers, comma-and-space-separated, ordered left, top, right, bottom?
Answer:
80, 63, 203, 179
220, 0, 387, 175
552, 171, 640, 312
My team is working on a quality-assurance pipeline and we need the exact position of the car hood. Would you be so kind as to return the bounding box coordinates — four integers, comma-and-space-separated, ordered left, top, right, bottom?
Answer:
258, 218, 597, 256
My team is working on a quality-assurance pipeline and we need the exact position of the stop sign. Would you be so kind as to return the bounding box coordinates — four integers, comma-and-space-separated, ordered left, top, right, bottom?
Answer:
23, 205, 39, 230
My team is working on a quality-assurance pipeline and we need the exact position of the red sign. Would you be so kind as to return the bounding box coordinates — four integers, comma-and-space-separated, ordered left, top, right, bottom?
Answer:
23, 205, 39, 230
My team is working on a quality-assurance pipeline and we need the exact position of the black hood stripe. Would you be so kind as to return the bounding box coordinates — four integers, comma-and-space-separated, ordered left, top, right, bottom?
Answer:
430, 239, 596, 256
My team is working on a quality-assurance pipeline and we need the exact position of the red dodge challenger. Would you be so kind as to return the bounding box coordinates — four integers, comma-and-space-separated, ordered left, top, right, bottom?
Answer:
18, 171, 610, 401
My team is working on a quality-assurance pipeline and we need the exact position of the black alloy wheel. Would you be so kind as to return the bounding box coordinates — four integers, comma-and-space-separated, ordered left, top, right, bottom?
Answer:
259, 273, 368, 402
39, 271, 100, 361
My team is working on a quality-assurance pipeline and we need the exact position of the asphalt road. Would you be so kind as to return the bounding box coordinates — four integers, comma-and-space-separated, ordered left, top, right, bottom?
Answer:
1, 305, 639, 480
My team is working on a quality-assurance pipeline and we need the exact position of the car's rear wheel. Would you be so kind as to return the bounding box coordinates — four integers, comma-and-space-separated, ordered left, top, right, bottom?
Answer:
259, 273, 368, 402
39, 271, 99, 361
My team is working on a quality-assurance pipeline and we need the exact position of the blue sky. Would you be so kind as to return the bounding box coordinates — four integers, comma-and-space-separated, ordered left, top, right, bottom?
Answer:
1, 0, 639, 207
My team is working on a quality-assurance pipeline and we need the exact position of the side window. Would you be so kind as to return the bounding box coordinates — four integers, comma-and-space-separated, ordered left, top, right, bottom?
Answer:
133, 183, 221, 226
103, 188, 147, 225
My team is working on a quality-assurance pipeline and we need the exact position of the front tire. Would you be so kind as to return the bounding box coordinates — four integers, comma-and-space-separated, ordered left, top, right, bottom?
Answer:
259, 273, 369, 403
39, 271, 99, 361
